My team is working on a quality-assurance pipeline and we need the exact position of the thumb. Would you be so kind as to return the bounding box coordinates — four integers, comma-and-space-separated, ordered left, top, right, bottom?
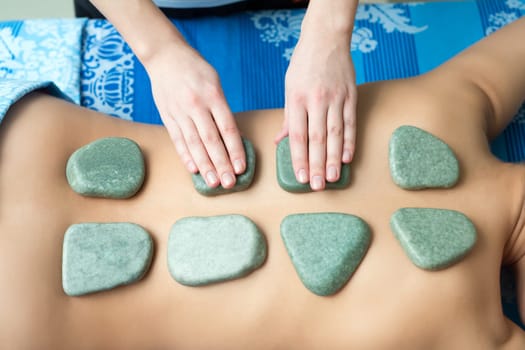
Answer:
274, 120, 290, 144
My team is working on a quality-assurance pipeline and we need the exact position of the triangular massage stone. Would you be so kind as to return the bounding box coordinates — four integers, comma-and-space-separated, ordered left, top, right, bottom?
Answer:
390, 208, 477, 270
281, 213, 371, 296
389, 125, 459, 189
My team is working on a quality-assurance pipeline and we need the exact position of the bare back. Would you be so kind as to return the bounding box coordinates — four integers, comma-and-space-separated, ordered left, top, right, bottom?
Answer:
0, 72, 524, 349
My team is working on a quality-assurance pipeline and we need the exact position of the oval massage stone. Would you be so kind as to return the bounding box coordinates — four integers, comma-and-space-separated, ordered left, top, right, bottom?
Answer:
62, 223, 153, 296
281, 213, 371, 296
192, 137, 256, 196
168, 214, 267, 286
389, 125, 459, 189
390, 208, 477, 270
66, 137, 145, 199
276, 137, 351, 193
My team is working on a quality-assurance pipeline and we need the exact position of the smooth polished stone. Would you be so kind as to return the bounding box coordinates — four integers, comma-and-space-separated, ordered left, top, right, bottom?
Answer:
66, 137, 145, 198
390, 208, 477, 270
389, 126, 459, 190
62, 223, 153, 296
168, 215, 267, 286
281, 213, 371, 296
192, 137, 256, 196
276, 137, 351, 193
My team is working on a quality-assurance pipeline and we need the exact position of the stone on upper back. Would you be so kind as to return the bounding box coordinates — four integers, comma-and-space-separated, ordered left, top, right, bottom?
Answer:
281, 213, 371, 296
62, 222, 153, 296
168, 214, 267, 286
276, 137, 351, 193
389, 126, 459, 189
192, 137, 256, 196
66, 137, 145, 198
390, 208, 477, 270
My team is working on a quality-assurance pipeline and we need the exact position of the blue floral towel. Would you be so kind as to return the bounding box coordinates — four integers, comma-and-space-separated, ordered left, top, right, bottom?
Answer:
0, 18, 87, 104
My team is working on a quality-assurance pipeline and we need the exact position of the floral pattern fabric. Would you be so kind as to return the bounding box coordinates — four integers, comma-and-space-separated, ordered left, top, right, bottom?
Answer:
0, 19, 86, 104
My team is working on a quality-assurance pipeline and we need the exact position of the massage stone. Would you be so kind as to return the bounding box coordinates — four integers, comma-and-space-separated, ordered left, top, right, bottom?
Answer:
168, 214, 267, 286
390, 208, 477, 270
389, 125, 459, 189
281, 213, 371, 296
62, 223, 153, 296
276, 137, 351, 193
66, 137, 145, 199
192, 137, 256, 196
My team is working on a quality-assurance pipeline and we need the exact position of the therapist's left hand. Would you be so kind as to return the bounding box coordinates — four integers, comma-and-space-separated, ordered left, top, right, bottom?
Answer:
276, 30, 357, 191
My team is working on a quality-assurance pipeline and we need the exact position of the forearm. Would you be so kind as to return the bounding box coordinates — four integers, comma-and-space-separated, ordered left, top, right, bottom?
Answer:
89, 0, 188, 67
300, 0, 357, 45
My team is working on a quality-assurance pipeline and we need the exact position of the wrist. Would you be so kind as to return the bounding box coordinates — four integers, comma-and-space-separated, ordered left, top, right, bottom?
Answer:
135, 23, 189, 69
300, 0, 356, 42
139, 33, 187, 71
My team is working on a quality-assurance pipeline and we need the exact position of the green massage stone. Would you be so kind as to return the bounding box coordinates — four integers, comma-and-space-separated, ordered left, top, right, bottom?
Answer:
66, 137, 145, 199
168, 214, 267, 286
390, 208, 477, 270
389, 126, 459, 190
276, 137, 351, 193
62, 223, 153, 296
281, 213, 371, 296
192, 137, 256, 196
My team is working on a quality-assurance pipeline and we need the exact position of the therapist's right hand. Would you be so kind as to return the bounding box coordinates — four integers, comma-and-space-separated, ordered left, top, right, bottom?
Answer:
145, 44, 246, 189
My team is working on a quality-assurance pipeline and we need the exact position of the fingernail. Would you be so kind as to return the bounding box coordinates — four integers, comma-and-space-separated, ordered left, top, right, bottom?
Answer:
187, 160, 198, 173
311, 175, 324, 190
206, 171, 218, 186
297, 169, 308, 183
327, 166, 338, 182
234, 159, 244, 174
342, 150, 352, 163
221, 172, 235, 188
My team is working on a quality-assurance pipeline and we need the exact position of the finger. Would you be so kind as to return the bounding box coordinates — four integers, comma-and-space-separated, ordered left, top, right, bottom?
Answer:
274, 113, 290, 144
177, 115, 221, 188
163, 115, 198, 173
326, 101, 344, 183
342, 89, 357, 163
211, 101, 246, 175
193, 110, 237, 189
286, 102, 309, 184
307, 104, 327, 191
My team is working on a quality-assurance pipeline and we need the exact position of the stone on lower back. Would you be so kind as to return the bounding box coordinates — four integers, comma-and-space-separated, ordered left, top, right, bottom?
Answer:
62, 223, 153, 296
168, 214, 267, 286
389, 126, 459, 190
66, 137, 145, 199
281, 213, 371, 296
276, 137, 350, 193
192, 137, 256, 196
390, 208, 477, 270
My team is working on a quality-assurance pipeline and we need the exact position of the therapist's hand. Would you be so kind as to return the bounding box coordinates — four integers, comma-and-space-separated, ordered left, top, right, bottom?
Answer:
146, 44, 246, 189
276, 31, 357, 191
87, 0, 246, 188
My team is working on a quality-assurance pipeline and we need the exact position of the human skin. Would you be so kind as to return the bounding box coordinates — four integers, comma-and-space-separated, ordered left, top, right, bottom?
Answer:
90, 0, 247, 189
90, 0, 358, 191
277, 0, 358, 191
1, 17, 525, 350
